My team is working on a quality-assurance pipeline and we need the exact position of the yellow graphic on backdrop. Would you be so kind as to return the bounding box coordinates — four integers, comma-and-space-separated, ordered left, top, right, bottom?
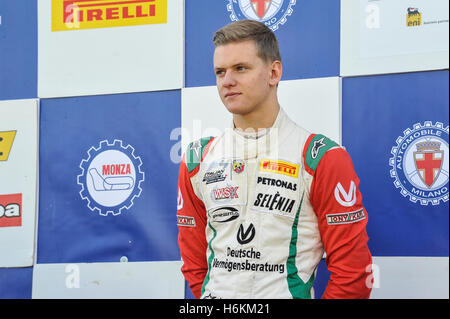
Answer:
406, 7, 422, 27
0, 131, 16, 162
52, 0, 167, 31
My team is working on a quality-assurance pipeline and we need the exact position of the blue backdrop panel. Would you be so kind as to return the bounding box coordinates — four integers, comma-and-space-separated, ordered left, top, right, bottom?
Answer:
0, 0, 37, 100
185, 0, 340, 87
38, 91, 181, 263
0, 267, 33, 299
342, 70, 449, 257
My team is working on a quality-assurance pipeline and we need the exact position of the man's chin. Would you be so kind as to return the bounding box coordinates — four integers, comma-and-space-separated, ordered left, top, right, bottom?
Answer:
224, 104, 251, 116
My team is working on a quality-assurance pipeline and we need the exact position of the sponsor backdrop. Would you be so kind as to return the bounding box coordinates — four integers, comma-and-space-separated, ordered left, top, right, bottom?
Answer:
0, 0, 448, 299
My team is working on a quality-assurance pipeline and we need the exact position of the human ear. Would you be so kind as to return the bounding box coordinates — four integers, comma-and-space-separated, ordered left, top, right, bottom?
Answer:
269, 60, 282, 86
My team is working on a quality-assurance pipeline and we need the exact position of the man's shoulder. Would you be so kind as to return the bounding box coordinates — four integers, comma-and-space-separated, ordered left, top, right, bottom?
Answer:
184, 136, 215, 173
302, 133, 341, 175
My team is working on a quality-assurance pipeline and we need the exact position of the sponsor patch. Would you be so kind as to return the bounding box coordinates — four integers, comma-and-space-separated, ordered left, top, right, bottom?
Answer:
334, 181, 357, 207
237, 223, 255, 245
326, 209, 366, 225
202, 159, 248, 210
252, 191, 296, 217
203, 160, 229, 184
210, 207, 239, 223
211, 185, 239, 202
232, 160, 245, 174
256, 176, 297, 191
259, 159, 299, 178
177, 215, 196, 227
212, 245, 285, 274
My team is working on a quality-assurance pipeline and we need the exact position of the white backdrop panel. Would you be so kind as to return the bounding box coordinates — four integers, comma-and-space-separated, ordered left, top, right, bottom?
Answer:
32, 261, 185, 298
38, 0, 183, 97
341, 0, 449, 76
370, 257, 449, 299
0, 99, 38, 267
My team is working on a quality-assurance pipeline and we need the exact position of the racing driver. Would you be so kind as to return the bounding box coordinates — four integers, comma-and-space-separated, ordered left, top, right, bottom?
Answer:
176, 20, 373, 299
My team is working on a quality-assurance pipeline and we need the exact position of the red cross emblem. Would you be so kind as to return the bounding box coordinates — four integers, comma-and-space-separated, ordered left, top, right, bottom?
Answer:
251, 0, 272, 19
414, 146, 443, 188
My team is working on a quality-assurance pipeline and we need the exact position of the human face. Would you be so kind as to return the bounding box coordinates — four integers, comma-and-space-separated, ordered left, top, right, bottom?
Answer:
213, 40, 280, 116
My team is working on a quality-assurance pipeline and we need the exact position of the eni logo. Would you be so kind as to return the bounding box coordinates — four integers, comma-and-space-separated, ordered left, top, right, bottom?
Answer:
406, 7, 421, 27
52, 0, 167, 31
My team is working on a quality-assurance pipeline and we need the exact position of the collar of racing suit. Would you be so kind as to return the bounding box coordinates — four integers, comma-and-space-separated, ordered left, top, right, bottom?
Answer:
232, 107, 283, 140
228, 107, 286, 160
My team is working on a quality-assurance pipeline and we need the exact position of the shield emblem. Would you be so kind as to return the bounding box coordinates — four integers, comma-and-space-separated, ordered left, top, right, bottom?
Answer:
233, 160, 245, 174
251, 0, 272, 19
414, 150, 443, 188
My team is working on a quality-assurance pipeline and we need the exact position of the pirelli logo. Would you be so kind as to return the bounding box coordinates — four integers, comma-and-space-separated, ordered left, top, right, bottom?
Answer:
259, 159, 299, 178
52, 0, 167, 32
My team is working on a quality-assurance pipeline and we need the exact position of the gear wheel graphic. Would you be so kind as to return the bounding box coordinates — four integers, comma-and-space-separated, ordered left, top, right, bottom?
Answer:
77, 139, 145, 216
389, 121, 449, 205
227, 0, 296, 31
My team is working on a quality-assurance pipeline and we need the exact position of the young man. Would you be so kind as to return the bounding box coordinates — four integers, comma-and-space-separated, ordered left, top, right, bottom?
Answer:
177, 20, 372, 299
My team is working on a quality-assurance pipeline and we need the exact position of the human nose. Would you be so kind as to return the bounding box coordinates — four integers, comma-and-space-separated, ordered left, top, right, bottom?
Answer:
221, 70, 236, 87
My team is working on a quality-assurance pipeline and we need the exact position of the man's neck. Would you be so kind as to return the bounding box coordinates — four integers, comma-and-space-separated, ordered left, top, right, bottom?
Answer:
233, 103, 280, 132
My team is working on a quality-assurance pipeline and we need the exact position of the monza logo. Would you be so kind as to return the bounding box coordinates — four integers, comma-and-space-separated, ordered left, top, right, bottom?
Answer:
77, 139, 144, 216
227, 0, 296, 31
52, 0, 167, 31
389, 121, 449, 205
0, 130, 16, 162
0, 193, 22, 228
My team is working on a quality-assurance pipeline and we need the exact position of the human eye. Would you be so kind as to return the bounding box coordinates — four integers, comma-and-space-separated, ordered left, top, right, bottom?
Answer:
215, 69, 224, 76
236, 65, 246, 72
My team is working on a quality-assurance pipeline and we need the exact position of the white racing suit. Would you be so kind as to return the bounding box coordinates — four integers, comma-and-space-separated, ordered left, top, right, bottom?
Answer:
177, 108, 372, 299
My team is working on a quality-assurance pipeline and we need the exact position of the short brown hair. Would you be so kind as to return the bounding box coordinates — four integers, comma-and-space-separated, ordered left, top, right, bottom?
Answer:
213, 20, 282, 63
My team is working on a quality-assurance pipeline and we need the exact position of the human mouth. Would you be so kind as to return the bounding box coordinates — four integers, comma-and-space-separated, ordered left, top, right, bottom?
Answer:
224, 92, 241, 99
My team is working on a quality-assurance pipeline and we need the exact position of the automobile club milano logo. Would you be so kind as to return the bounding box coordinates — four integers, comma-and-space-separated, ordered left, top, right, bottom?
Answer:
389, 121, 449, 205
77, 139, 144, 216
227, 0, 296, 31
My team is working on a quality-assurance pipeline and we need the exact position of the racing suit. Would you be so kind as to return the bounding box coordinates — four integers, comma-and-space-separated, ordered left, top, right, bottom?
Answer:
177, 108, 372, 299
